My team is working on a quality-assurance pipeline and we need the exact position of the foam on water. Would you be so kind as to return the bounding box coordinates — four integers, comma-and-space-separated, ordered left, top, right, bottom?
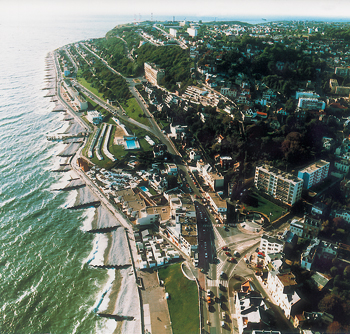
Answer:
60, 189, 78, 209
87, 233, 109, 267
80, 207, 96, 232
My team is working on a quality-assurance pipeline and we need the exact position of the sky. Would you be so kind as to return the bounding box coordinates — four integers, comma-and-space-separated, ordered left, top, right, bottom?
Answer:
1, 0, 350, 22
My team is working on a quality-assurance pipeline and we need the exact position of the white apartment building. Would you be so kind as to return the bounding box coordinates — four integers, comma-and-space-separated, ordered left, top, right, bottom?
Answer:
267, 271, 301, 319
297, 160, 330, 189
254, 165, 303, 206
295, 91, 320, 100
297, 98, 326, 110
260, 234, 284, 255
187, 27, 198, 37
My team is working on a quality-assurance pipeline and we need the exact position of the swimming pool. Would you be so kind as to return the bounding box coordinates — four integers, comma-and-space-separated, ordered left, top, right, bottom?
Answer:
126, 140, 138, 150
140, 186, 149, 192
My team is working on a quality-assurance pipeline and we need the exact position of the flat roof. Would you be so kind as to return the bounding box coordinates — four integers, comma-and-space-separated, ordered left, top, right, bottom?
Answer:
299, 160, 329, 174
146, 205, 171, 221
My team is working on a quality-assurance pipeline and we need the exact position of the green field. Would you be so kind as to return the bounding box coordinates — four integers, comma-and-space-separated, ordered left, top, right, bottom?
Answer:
77, 75, 104, 99
242, 190, 285, 222
122, 98, 150, 126
158, 263, 199, 334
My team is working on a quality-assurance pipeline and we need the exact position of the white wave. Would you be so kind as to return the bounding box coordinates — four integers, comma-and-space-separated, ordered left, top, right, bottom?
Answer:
71, 269, 116, 334
83, 233, 108, 266
87, 233, 109, 267
50, 172, 72, 191
95, 319, 117, 334
0, 196, 16, 208
80, 207, 96, 232
60, 189, 77, 209
44, 142, 67, 161
94, 268, 115, 313
15, 275, 43, 304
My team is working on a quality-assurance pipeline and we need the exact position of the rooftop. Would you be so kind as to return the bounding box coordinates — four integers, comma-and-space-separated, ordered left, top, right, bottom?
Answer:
299, 160, 329, 174
277, 272, 297, 287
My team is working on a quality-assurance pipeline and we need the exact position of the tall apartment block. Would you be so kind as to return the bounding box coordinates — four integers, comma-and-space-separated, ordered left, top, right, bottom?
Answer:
254, 165, 303, 206
297, 160, 330, 189
144, 62, 165, 86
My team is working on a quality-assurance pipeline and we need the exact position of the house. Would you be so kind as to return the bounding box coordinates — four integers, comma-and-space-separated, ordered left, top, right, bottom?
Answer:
301, 238, 338, 271
153, 144, 167, 158
290, 218, 304, 238
235, 291, 272, 334
165, 163, 178, 176
169, 123, 187, 139
188, 148, 201, 161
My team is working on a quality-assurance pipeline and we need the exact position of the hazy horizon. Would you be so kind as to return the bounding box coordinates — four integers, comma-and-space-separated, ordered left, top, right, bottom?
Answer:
1, 0, 350, 23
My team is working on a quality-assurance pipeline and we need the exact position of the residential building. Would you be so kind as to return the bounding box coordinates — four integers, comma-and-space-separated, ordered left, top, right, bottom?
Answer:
329, 79, 339, 92
334, 209, 350, 223
297, 98, 326, 110
165, 195, 198, 257
267, 271, 303, 319
264, 252, 284, 272
75, 94, 88, 110
335, 66, 349, 77
86, 110, 103, 125
260, 234, 284, 255
254, 165, 303, 206
335, 86, 350, 96
187, 27, 198, 37
334, 159, 350, 174
207, 192, 227, 220
220, 156, 235, 170
165, 163, 178, 176
169, 28, 177, 37
303, 215, 321, 239
235, 291, 271, 334
169, 123, 187, 139
188, 148, 201, 161
295, 91, 320, 100
301, 238, 338, 271
153, 144, 167, 158
298, 160, 330, 189
137, 205, 170, 226
144, 62, 165, 86
290, 218, 304, 238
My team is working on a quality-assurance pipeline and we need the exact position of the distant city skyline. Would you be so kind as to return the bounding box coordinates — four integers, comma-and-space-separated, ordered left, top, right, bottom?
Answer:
1, 0, 350, 22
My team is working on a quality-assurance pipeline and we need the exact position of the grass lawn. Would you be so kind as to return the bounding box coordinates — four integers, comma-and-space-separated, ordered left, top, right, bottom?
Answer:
122, 98, 150, 126
158, 119, 170, 129
242, 190, 285, 222
77, 76, 104, 99
158, 263, 199, 334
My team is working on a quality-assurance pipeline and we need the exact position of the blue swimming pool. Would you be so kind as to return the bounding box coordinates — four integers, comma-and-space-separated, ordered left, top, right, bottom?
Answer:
126, 140, 138, 150
140, 186, 149, 192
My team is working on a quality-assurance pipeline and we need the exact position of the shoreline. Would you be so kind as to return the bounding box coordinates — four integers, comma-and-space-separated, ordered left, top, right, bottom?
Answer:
48, 50, 141, 332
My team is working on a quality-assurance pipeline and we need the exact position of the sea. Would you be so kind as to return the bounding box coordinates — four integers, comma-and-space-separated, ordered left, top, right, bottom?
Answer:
0, 13, 134, 334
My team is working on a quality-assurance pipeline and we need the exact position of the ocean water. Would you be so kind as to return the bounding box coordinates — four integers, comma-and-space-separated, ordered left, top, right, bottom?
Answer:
0, 14, 132, 334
